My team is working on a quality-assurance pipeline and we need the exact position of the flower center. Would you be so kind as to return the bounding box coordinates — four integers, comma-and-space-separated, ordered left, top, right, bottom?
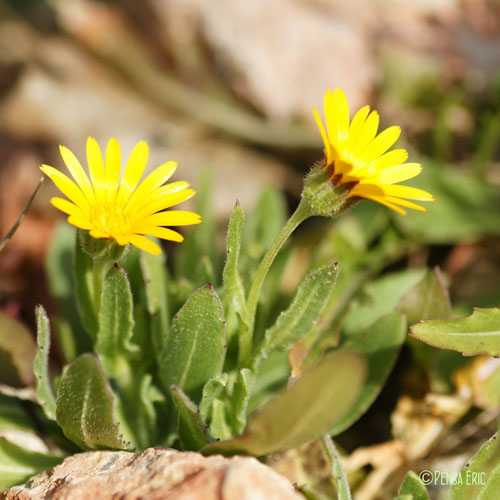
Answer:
89, 201, 132, 237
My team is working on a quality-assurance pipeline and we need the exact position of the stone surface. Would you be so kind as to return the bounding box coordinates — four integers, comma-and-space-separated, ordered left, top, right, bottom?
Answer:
2, 447, 303, 500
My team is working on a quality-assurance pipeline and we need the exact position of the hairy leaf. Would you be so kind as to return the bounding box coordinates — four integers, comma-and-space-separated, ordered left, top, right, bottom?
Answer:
397, 267, 451, 325
96, 265, 136, 377
171, 386, 210, 451
140, 249, 169, 354
223, 203, 247, 323
398, 471, 430, 500
230, 368, 252, 435
204, 350, 365, 456
450, 432, 500, 499
200, 374, 228, 425
34, 305, 56, 420
410, 307, 500, 357
56, 354, 127, 450
160, 285, 226, 403
254, 263, 338, 368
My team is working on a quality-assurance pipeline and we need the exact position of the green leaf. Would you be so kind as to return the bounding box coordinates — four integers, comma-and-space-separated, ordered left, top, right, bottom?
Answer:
34, 305, 56, 421
230, 368, 252, 435
397, 267, 451, 326
45, 223, 92, 355
95, 265, 136, 377
140, 374, 165, 425
54, 318, 78, 364
73, 229, 98, 341
199, 374, 229, 425
171, 386, 210, 451
55, 354, 127, 450
0, 394, 34, 431
223, 202, 247, 324
450, 432, 500, 499
398, 471, 429, 500
248, 351, 290, 414
398, 268, 452, 375
160, 285, 226, 403
410, 307, 500, 357
254, 263, 339, 368
204, 350, 366, 456
129, 374, 165, 447
0, 437, 62, 490
342, 269, 425, 337
209, 399, 232, 441
331, 313, 406, 436
0, 311, 35, 387
321, 434, 352, 500
140, 249, 169, 354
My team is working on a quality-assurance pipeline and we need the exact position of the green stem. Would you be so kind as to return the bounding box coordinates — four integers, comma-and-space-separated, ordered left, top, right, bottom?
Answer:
320, 433, 352, 500
239, 198, 310, 367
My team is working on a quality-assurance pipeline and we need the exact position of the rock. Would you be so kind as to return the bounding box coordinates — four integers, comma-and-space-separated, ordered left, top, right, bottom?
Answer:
2, 447, 303, 500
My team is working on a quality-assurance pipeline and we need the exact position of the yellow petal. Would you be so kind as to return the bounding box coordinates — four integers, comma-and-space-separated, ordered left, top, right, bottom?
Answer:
50, 197, 89, 219
128, 181, 192, 216
343, 105, 370, 157
59, 145, 95, 203
368, 149, 409, 171
136, 189, 196, 219
313, 108, 332, 165
384, 196, 427, 212
349, 188, 407, 215
86, 137, 106, 199
113, 235, 128, 245
67, 214, 94, 230
105, 138, 121, 196
40, 165, 90, 212
139, 210, 202, 228
126, 161, 178, 210
324, 90, 336, 147
378, 184, 434, 201
160, 181, 191, 195
332, 88, 350, 146
348, 110, 380, 162
89, 229, 109, 239
366, 196, 407, 215
368, 163, 422, 184
127, 234, 161, 255
357, 126, 401, 164
116, 141, 149, 207
132, 225, 184, 242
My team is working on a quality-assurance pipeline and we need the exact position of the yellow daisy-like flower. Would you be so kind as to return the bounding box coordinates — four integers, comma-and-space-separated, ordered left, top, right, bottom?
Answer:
313, 89, 434, 214
41, 137, 201, 255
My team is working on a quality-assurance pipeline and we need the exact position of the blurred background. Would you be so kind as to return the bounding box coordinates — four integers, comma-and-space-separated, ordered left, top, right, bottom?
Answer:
1, 0, 499, 312
1, 1, 500, 498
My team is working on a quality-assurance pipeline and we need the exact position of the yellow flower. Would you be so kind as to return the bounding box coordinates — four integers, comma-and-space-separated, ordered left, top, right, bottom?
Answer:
41, 137, 201, 255
313, 89, 434, 214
